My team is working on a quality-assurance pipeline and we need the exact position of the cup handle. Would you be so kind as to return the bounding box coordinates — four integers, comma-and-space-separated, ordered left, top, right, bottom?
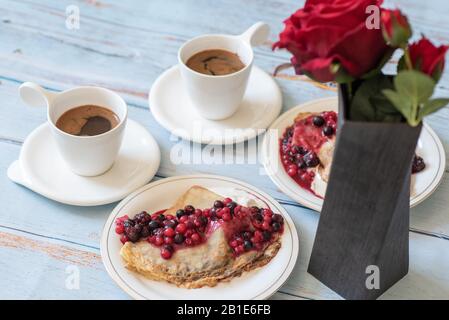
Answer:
19, 82, 55, 107
238, 22, 270, 47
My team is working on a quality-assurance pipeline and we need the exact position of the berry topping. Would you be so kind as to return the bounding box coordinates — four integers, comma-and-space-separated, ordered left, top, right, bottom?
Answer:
313, 116, 325, 127
115, 197, 284, 259
304, 152, 320, 167
176, 209, 186, 218
323, 125, 334, 136
214, 200, 224, 208
184, 205, 195, 215
412, 155, 426, 174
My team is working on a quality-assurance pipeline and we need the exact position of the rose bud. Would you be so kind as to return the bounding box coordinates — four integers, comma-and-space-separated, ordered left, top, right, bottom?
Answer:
409, 37, 449, 81
381, 9, 412, 48
273, 0, 389, 82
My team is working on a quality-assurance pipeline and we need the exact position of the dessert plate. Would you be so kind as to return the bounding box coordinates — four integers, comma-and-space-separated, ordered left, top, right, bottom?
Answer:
262, 97, 446, 212
149, 65, 282, 145
100, 174, 299, 300
7, 119, 161, 206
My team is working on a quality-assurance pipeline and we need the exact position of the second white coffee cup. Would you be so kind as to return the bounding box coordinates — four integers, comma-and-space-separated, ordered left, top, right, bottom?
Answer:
19, 82, 128, 177
178, 22, 270, 120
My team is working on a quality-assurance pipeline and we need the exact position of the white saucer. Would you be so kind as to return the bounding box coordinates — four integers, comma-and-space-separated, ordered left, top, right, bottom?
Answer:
149, 65, 282, 145
262, 97, 446, 212
100, 174, 299, 300
7, 119, 161, 206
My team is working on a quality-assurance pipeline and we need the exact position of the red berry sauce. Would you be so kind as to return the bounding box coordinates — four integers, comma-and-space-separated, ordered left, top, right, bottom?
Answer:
115, 200, 284, 260
280, 111, 337, 196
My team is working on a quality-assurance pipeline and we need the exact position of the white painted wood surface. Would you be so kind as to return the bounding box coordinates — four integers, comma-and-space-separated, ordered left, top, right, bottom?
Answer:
0, 0, 448, 299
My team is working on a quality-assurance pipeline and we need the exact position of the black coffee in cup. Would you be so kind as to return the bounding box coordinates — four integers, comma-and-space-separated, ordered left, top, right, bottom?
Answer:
186, 49, 245, 76
56, 105, 120, 136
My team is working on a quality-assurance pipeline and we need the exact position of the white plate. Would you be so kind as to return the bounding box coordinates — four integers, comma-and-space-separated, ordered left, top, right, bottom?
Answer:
7, 119, 161, 206
262, 97, 446, 212
100, 174, 299, 300
149, 65, 282, 145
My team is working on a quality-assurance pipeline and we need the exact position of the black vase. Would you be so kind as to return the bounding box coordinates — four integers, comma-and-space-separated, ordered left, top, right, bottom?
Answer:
307, 83, 422, 300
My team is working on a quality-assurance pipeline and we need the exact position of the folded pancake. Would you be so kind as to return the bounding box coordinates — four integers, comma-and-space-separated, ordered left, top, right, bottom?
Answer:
120, 186, 281, 288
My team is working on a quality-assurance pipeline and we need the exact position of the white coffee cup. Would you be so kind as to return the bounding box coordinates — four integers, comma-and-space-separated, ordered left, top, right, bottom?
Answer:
19, 82, 128, 177
178, 22, 270, 120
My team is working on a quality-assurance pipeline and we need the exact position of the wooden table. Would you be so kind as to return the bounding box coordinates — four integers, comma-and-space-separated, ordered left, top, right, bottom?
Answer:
1, 0, 448, 300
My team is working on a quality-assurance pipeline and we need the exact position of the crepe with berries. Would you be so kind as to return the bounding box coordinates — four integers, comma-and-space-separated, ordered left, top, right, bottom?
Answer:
292, 112, 335, 183
120, 186, 282, 289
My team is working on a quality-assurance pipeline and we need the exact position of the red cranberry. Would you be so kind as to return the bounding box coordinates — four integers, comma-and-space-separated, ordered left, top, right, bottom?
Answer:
185, 238, 193, 246
161, 248, 172, 259
203, 208, 211, 217
323, 126, 334, 136
115, 224, 125, 234
230, 240, 239, 248
223, 197, 232, 205
154, 236, 164, 246
175, 223, 187, 234
120, 235, 129, 244
163, 219, 177, 228
253, 231, 263, 243
214, 200, 224, 208
186, 221, 195, 230
287, 165, 298, 177
164, 227, 175, 237
222, 212, 232, 221
262, 221, 271, 231
235, 245, 245, 254
263, 208, 273, 216
184, 205, 195, 215
164, 236, 174, 244
191, 233, 201, 244
216, 209, 223, 219
174, 233, 185, 244
194, 209, 203, 216
313, 116, 325, 127
148, 235, 156, 243
179, 215, 189, 223
165, 214, 175, 220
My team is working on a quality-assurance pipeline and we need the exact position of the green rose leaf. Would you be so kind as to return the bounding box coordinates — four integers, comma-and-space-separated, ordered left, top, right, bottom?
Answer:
420, 98, 449, 118
350, 75, 403, 122
383, 70, 436, 126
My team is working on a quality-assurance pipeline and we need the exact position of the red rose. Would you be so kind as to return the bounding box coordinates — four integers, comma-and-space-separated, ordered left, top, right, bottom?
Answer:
273, 0, 389, 82
409, 37, 449, 81
381, 9, 411, 47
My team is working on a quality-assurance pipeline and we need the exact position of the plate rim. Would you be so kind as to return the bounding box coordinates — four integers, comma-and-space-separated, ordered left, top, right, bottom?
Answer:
149, 65, 282, 145
261, 97, 446, 212
14, 119, 161, 206
100, 174, 299, 300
